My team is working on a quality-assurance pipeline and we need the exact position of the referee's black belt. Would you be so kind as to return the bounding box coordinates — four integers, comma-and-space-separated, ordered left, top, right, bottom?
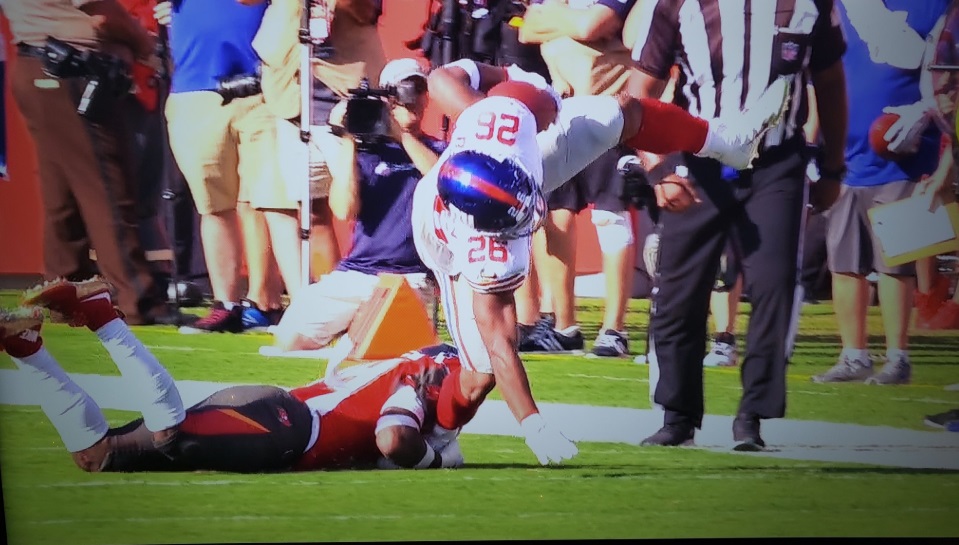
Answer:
16, 43, 47, 59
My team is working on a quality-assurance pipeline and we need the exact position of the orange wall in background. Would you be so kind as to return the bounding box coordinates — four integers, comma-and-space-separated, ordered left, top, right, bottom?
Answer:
0, 4, 606, 278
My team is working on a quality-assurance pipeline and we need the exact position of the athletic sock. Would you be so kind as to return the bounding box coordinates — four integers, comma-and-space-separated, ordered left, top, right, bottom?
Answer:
435, 368, 483, 430
886, 348, 909, 363
95, 319, 185, 431
624, 98, 709, 155
841, 347, 871, 365
82, 292, 122, 332
11, 346, 108, 452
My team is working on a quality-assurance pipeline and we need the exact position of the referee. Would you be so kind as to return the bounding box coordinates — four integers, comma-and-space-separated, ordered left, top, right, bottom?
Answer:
625, 0, 849, 450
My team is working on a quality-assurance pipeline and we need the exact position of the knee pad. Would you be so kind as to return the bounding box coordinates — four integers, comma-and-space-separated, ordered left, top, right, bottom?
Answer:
592, 210, 634, 253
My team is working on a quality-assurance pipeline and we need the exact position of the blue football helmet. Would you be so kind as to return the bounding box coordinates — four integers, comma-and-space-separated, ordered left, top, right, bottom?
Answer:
436, 150, 545, 239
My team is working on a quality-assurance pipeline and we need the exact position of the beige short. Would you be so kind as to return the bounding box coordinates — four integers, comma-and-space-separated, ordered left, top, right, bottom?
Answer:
275, 118, 336, 201
165, 91, 297, 214
273, 269, 437, 349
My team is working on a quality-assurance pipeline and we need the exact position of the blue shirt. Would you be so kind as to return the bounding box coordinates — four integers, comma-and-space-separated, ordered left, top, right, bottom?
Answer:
337, 137, 448, 276
168, 0, 266, 94
838, 0, 948, 187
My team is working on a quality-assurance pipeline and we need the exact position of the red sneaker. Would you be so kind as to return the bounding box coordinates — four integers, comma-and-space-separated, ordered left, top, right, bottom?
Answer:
915, 275, 951, 330
927, 300, 959, 330
22, 277, 119, 329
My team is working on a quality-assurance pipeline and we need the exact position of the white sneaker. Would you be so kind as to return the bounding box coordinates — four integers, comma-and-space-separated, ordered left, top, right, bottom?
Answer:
703, 337, 738, 367
699, 76, 792, 170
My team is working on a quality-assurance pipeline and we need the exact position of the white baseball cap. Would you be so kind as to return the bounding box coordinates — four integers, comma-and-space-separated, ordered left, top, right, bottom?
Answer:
379, 58, 430, 87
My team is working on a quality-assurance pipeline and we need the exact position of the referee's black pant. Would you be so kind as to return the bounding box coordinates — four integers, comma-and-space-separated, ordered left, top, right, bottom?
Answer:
648, 138, 807, 428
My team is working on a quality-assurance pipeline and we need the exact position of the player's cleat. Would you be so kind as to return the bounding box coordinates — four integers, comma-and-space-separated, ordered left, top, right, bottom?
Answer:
703, 334, 738, 367
811, 354, 874, 383
0, 307, 45, 348
700, 76, 792, 170
21, 277, 118, 328
864, 355, 912, 386
22, 277, 112, 311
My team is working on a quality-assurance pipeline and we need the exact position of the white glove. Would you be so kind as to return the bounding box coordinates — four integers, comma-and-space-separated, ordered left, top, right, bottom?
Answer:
882, 100, 937, 155
505, 64, 563, 113
520, 413, 578, 465
642, 233, 660, 278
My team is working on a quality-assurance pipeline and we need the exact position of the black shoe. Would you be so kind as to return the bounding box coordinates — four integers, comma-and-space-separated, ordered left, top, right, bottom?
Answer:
924, 408, 959, 429
732, 413, 766, 451
517, 323, 536, 347
640, 423, 695, 447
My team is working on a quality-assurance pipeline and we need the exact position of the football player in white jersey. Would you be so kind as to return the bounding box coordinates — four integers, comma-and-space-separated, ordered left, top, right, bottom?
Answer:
413, 59, 793, 466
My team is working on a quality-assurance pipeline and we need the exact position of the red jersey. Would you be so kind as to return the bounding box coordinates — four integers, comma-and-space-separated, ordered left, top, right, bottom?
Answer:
290, 350, 459, 470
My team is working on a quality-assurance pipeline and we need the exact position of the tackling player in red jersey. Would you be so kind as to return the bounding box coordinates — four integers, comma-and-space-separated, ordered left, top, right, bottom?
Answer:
0, 278, 463, 473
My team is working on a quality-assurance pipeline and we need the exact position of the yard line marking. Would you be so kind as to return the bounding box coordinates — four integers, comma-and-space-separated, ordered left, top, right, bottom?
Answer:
566, 373, 648, 383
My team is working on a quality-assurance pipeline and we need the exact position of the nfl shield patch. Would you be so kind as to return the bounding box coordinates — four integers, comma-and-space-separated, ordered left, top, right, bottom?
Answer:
782, 41, 800, 62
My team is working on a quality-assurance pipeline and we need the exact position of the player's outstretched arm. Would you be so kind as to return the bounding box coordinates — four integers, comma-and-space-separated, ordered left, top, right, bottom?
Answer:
473, 291, 578, 466
427, 60, 510, 120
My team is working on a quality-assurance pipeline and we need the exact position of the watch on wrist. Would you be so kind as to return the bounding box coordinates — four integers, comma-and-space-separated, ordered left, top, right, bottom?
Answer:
819, 164, 847, 180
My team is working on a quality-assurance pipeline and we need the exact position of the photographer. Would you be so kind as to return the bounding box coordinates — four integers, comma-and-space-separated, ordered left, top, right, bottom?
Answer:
252, 0, 388, 284
158, 0, 300, 334
272, 59, 444, 353
0, 0, 190, 326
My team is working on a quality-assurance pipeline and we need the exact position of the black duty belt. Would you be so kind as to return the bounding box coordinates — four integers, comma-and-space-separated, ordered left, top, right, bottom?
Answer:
16, 43, 48, 59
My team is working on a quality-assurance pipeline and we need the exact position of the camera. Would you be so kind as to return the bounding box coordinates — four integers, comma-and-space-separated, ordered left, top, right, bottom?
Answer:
216, 73, 262, 105
42, 37, 133, 121
337, 77, 423, 144
618, 155, 657, 211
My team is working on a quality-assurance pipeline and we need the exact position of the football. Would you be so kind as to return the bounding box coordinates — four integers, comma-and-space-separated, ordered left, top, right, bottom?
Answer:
869, 112, 904, 161
487, 80, 558, 132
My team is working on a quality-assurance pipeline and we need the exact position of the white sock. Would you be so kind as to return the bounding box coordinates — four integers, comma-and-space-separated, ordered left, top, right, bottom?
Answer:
96, 319, 185, 431
557, 325, 580, 336
223, 301, 238, 311
841, 347, 871, 365
13, 348, 108, 452
886, 348, 909, 364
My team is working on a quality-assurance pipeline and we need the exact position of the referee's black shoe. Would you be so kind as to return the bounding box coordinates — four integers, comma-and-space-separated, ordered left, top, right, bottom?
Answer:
732, 413, 766, 452
640, 422, 695, 447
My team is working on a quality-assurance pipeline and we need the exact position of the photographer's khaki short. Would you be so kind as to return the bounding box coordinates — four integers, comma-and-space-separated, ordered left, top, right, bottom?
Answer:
275, 118, 335, 201
165, 91, 297, 214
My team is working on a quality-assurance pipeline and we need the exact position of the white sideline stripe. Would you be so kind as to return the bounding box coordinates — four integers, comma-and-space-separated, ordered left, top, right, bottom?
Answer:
26, 506, 959, 526
566, 373, 648, 383
1, 370, 958, 470
144, 345, 215, 352
14, 466, 915, 490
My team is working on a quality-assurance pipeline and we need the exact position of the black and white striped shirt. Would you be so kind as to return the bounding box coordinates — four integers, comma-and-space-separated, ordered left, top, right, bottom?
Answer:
630, 0, 846, 148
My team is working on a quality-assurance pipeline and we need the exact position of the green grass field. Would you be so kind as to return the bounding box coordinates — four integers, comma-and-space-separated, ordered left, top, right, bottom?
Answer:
1, 294, 958, 542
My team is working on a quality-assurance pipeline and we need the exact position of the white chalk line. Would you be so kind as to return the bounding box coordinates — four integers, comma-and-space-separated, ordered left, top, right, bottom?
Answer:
25, 506, 958, 526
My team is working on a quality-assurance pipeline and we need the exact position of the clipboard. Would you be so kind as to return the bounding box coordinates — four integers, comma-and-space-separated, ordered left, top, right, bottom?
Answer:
867, 196, 959, 268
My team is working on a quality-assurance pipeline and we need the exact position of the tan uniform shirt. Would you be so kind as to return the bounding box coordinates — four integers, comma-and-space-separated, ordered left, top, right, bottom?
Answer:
254, 0, 386, 121
0, 0, 98, 49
